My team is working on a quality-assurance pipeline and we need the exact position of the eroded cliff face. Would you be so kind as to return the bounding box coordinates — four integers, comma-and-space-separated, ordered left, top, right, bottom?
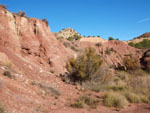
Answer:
79, 40, 143, 68
0, 7, 71, 74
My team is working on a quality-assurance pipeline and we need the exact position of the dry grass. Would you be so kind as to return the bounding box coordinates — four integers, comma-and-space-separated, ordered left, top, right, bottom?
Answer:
71, 95, 99, 109
31, 82, 61, 98
124, 92, 141, 103
128, 75, 150, 95
5, 61, 12, 69
71, 100, 84, 108
103, 69, 150, 108
38, 83, 61, 97
105, 85, 126, 91
104, 92, 129, 108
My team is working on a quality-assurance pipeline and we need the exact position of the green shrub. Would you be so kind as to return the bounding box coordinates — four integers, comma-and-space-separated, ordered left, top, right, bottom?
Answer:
17, 11, 26, 17
71, 100, 84, 108
3, 70, 12, 78
104, 92, 129, 108
128, 42, 135, 47
67, 35, 81, 41
95, 43, 102, 47
67, 37, 74, 41
108, 37, 114, 40
105, 47, 113, 55
66, 48, 103, 82
135, 39, 150, 49
129, 39, 150, 49
74, 34, 81, 40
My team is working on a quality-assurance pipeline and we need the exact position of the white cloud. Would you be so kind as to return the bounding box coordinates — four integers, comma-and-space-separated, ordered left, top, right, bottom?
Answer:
138, 18, 150, 23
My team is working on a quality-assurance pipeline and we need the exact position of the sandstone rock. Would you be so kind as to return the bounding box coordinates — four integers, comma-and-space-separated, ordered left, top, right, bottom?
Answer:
79, 40, 142, 69
0, 52, 12, 67
0, 7, 72, 74
55, 28, 82, 39
80, 37, 107, 44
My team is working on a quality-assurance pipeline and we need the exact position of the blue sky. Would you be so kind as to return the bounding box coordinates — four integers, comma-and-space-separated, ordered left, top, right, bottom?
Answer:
0, 0, 150, 40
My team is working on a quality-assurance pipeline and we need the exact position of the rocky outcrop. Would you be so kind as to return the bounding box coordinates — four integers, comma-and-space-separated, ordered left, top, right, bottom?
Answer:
79, 40, 142, 68
140, 49, 150, 70
0, 7, 71, 74
55, 28, 82, 39
128, 32, 150, 44
79, 37, 107, 44
98, 40, 142, 68
138, 32, 150, 39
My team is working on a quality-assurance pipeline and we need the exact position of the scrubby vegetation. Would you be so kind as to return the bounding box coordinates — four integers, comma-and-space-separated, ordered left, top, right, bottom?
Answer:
3, 70, 12, 79
104, 92, 129, 108
42, 18, 49, 26
105, 47, 114, 55
69, 68, 150, 109
71, 95, 99, 109
64, 47, 150, 109
0, 4, 6, 9
95, 43, 102, 47
108, 37, 120, 41
16, 11, 26, 17
108, 37, 114, 40
61, 38, 150, 110
67, 37, 74, 41
31, 81, 60, 98
67, 34, 81, 41
128, 39, 150, 49
74, 34, 82, 40
123, 55, 140, 71
66, 48, 103, 83
103, 70, 150, 108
